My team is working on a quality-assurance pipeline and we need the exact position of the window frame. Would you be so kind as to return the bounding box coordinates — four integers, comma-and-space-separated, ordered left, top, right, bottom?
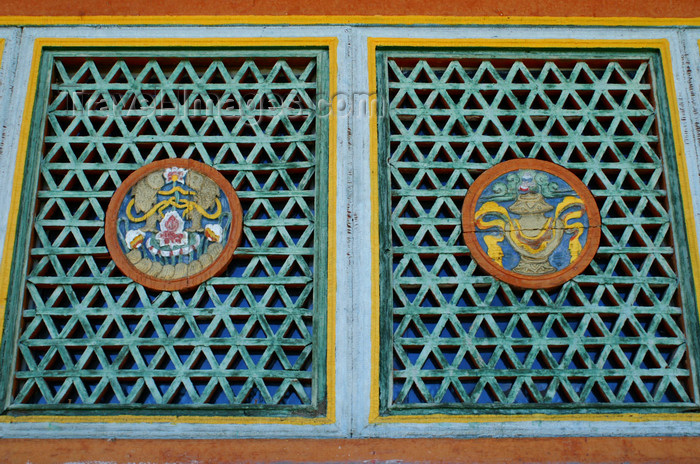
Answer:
368, 37, 700, 424
0, 37, 339, 425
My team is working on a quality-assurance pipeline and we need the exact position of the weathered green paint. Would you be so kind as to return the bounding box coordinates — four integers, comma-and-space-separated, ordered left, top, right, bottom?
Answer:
376, 48, 700, 415
0, 47, 330, 417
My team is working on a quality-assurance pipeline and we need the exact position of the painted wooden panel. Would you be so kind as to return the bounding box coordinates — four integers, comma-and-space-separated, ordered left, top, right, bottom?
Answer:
375, 47, 700, 415
0, 47, 330, 416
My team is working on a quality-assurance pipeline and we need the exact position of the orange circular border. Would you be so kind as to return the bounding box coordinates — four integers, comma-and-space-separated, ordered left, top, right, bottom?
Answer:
461, 159, 601, 290
105, 159, 243, 292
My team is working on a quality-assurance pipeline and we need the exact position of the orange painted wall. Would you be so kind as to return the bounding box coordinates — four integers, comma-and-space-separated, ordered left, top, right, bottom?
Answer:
4, 437, 700, 463
0, 0, 699, 18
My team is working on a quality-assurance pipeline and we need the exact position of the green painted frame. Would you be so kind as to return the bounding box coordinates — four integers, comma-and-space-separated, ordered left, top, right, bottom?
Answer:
375, 46, 700, 416
0, 45, 331, 418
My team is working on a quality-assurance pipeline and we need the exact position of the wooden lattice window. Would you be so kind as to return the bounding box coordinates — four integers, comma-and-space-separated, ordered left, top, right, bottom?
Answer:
375, 48, 700, 415
0, 47, 330, 417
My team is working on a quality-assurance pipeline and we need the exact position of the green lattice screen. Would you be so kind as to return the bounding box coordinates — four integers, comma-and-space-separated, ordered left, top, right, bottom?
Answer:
376, 48, 700, 415
0, 48, 329, 416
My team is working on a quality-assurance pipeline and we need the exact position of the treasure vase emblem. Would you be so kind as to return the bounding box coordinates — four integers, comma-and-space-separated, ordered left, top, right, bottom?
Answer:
105, 159, 243, 291
462, 159, 600, 289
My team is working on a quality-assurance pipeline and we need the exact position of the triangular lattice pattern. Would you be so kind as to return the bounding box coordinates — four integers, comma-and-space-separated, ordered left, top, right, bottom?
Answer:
9, 51, 327, 412
378, 52, 697, 411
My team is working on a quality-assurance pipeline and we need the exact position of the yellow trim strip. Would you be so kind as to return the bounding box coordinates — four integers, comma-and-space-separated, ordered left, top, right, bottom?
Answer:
368, 39, 381, 424
372, 411, 700, 424
368, 37, 700, 424
326, 36, 339, 428
0, 15, 698, 26
0, 37, 338, 425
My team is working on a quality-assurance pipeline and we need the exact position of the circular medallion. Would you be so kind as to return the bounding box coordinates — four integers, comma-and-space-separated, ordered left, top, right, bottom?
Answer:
105, 159, 243, 291
462, 159, 600, 289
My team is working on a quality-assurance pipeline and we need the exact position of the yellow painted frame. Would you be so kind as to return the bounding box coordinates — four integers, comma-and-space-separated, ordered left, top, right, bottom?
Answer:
368, 37, 700, 424
0, 15, 698, 27
0, 37, 338, 425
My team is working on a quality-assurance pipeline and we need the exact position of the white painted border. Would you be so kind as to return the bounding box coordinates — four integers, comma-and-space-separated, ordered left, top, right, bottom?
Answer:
0, 24, 699, 439
0, 27, 22, 265
679, 29, 700, 256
